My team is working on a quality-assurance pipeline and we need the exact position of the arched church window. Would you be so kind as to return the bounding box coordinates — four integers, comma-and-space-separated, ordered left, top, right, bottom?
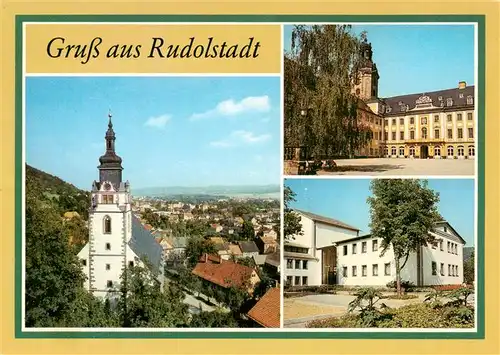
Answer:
104, 216, 112, 234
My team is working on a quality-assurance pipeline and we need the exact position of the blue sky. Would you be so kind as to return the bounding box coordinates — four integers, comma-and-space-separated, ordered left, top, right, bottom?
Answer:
26, 76, 280, 189
285, 179, 475, 246
284, 24, 475, 97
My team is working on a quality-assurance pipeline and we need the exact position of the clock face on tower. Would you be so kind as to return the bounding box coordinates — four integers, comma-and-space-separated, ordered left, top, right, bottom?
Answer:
103, 182, 112, 191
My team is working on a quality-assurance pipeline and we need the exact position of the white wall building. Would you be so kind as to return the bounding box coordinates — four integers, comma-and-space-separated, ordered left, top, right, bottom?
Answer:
78, 114, 164, 299
336, 221, 466, 287
284, 210, 360, 287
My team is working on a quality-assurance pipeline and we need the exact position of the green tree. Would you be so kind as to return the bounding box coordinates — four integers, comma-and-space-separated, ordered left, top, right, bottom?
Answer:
240, 220, 255, 240
285, 25, 371, 157
463, 251, 475, 285
189, 309, 238, 328
284, 186, 303, 241
185, 237, 217, 267
117, 265, 189, 327
25, 188, 91, 327
367, 179, 441, 296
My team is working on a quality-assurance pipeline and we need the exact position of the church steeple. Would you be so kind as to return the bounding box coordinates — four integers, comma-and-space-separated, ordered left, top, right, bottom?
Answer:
98, 111, 123, 188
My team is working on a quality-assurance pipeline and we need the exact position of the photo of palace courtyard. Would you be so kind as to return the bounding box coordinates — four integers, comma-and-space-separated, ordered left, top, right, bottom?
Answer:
283, 25, 476, 176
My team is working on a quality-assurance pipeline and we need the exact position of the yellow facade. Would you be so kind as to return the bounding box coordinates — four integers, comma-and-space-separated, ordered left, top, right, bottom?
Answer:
382, 109, 475, 159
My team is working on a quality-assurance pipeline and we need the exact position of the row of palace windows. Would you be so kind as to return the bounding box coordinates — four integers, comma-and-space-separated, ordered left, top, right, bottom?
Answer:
286, 276, 308, 286
342, 239, 379, 256
385, 112, 474, 126
386, 127, 474, 141
342, 263, 391, 277
431, 262, 460, 277
286, 259, 309, 270
385, 145, 475, 157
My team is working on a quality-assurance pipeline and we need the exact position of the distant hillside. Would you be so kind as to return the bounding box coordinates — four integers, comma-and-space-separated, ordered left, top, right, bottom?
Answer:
26, 164, 90, 219
131, 185, 280, 198
26, 164, 86, 196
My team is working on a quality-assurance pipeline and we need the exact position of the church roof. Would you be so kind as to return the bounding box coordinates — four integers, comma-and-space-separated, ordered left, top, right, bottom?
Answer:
129, 215, 163, 272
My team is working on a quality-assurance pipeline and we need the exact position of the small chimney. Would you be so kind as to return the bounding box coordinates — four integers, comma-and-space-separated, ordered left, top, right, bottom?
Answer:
204, 253, 208, 263
459, 81, 466, 89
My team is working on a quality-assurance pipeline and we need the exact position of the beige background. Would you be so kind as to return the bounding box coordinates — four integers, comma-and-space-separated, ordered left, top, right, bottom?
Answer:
26, 24, 280, 73
1, 0, 499, 354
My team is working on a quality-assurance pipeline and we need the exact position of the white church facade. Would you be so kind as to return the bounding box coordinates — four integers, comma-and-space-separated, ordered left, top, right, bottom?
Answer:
78, 114, 164, 299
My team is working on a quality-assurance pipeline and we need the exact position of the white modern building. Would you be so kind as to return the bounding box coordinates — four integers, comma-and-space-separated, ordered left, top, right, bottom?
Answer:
284, 209, 360, 287
336, 221, 466, 287
78, 114, 164, 299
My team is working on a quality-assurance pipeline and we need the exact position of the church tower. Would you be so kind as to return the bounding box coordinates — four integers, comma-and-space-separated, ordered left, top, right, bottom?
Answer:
352, 38, 380, 101
79, 112, 133, 299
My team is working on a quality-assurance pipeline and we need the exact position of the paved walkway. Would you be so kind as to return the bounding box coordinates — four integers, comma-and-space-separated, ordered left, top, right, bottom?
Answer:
284, 293, 425, 328
317, 158, 474, 176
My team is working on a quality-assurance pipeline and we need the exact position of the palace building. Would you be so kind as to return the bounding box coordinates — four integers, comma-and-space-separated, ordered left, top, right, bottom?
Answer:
77, 113, 164, 299
352, 39, 476, 159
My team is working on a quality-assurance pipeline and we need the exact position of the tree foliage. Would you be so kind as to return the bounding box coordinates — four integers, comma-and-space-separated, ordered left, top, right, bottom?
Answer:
367, 179, 441, 295
284, 186, 303, 241
25, 182, 105, 327
239, 219, 256, 240
284, 25, 371, 157
463, 251, 475, 285
185, 237, 217, 268
117, 265, 189, 327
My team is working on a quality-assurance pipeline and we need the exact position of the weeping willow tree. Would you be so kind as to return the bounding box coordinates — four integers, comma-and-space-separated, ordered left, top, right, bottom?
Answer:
284, 25, 372, 158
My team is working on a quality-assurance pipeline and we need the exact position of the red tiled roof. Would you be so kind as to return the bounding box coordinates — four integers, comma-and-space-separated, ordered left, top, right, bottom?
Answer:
247, 288, 280, 328
144, 224, 153, 231
192, 253, 256, 290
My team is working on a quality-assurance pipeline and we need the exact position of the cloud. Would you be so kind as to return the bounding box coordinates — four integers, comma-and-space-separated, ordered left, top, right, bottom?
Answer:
144, 114, 171, 128
210, 130, 271, 148
190, 96, 271, 121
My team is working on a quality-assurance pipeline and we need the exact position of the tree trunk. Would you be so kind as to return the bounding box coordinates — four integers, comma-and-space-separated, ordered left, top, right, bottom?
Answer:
395, 257, 402, 297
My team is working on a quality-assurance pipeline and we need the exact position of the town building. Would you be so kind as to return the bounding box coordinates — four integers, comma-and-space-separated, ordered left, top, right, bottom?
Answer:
284, 209, 360, 287
77, 114, 164, 299
192, 254, 261, 294
336, 221, 466, 287
238, 241, 260, 259
352, 38, 476, 159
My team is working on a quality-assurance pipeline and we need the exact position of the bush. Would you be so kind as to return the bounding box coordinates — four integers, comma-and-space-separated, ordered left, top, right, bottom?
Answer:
386, 280, 416, 292
383, 294, 418, 300
306, 303, 475, 328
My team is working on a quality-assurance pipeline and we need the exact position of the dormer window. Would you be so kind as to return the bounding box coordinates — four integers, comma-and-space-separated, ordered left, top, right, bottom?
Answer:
446, 98, 453, 106
459, 93, 464, 99
400, 105, 406, 112
438, 96, 443, 101
398, 101, 403, 105
467, 95, 473, 105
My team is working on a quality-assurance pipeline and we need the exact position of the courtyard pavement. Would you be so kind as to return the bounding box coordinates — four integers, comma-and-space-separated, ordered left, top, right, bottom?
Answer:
316, 158, 474, 176
284, 292, 426, 328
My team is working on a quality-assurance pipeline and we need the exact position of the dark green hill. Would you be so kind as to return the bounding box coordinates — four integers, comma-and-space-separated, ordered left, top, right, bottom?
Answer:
26, 164, 90, 220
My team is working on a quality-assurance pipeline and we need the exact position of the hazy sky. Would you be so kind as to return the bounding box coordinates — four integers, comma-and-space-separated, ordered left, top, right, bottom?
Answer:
283, 24, 475, 97
285, 178, 476, 246
26, 76, 280, 189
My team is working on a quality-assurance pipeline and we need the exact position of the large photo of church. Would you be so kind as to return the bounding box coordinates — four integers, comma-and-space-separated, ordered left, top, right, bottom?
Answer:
24, 76, 281, 329
283, 24, 476, 176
